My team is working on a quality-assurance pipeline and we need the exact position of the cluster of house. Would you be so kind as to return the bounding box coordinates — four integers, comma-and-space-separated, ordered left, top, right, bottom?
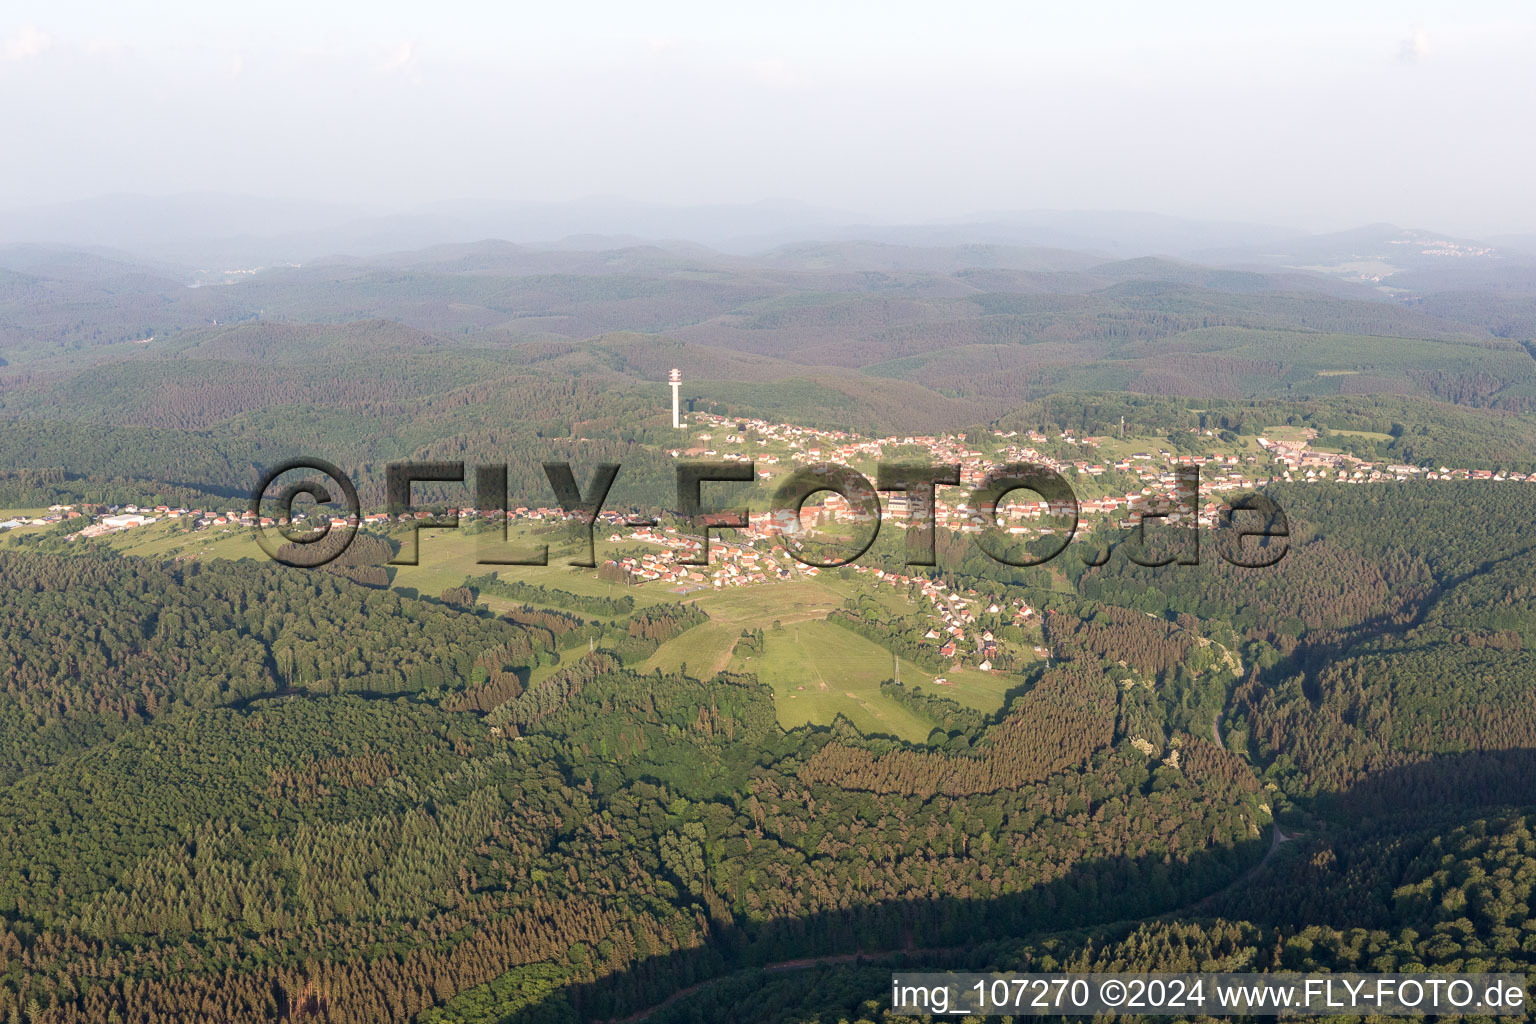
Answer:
55, 501, 634, 539
0, 504, 80, 531
68, 503, 270, 538
676, 414, 863, 459
37, 418, 1535, 576
357, 505, 590, 527
602, 522, 812, 591
850, 563, 1045, 673
1256, 436, 1536, 483
679, 415, 1246, 536
677, 417, 1536, 545
1, 503, 164, 539
33, 501, 344, 541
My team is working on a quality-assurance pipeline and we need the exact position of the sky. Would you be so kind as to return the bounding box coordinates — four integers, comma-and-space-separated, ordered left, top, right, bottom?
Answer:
2, 1, 1534, 235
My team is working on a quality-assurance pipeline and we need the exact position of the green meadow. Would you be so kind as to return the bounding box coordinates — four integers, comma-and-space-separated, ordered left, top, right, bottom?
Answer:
82, 515, 1029, 742
722, 618, 1020, 742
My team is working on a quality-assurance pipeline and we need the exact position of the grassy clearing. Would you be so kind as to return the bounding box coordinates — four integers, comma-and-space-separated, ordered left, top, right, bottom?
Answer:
643, 577, 850, 676
929, 663, 1029, 712
77, 516, 1021, 739
641, 621, 743, 677
686, 577, 846, 625
1329, 428, 1394, 441
728, 619, 934, 742
643, 575, 1024, 731
88, 519, 673, 613
104, 522, 265, 562
1261, 426, 1314, 445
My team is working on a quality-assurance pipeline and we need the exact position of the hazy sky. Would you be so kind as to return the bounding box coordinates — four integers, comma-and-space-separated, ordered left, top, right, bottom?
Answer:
2, 1, 1534, 234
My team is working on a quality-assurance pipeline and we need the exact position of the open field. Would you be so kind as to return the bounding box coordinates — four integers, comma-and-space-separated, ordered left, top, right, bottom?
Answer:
1329, 428, 1394, 441
641, 621, 742, 677
88, 518, 676, 612
1054, 430, 1270, 463
1260, 426, 1314, 445
928, 661, 1031, 712
729, 619, 934, 741
643, 577, 849, 676
722, 618, 1020, 741
389, 525, 681, 610
645, 575, 1025, 733
0, 523, 53, 546
687, 576, 848, 624
105, 522, 266, 562
66, 515, 1026, 739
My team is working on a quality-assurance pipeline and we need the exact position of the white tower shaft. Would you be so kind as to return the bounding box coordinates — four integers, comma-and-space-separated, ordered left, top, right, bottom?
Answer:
668, 368, 682, 429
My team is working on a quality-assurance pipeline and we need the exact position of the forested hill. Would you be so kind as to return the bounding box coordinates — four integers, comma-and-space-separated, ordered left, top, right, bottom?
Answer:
4, 234, 1536, 507
0, 476, 1534, 1021
0, 549, 542, 781
2, 231, 1536, 1020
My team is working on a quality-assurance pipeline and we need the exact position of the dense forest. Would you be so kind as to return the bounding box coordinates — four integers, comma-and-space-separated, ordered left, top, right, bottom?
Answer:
2, 239, 1535, 1021
0, 476, 1528, 1022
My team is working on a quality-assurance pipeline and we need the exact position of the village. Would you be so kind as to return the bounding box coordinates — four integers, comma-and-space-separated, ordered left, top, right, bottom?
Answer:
579, 413, 1536, 675
9, 413, 1531, 567
7, 410, 1529, 681
672, 411, 1536, 534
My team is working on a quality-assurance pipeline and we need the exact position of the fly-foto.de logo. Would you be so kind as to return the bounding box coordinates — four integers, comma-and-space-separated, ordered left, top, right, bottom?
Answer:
250, 459, 1289, 571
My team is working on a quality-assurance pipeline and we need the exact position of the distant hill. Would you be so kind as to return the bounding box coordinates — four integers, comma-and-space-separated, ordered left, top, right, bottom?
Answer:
758, 241, 1104, 274
1082, 256, 1380, 299
1194, 223, 1536, 291
3, 225, 1534, 452
12, 192, 1523, 276
1490, 231, 1536, 256
0, 243, 188, 282
0, 193, 376, 265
